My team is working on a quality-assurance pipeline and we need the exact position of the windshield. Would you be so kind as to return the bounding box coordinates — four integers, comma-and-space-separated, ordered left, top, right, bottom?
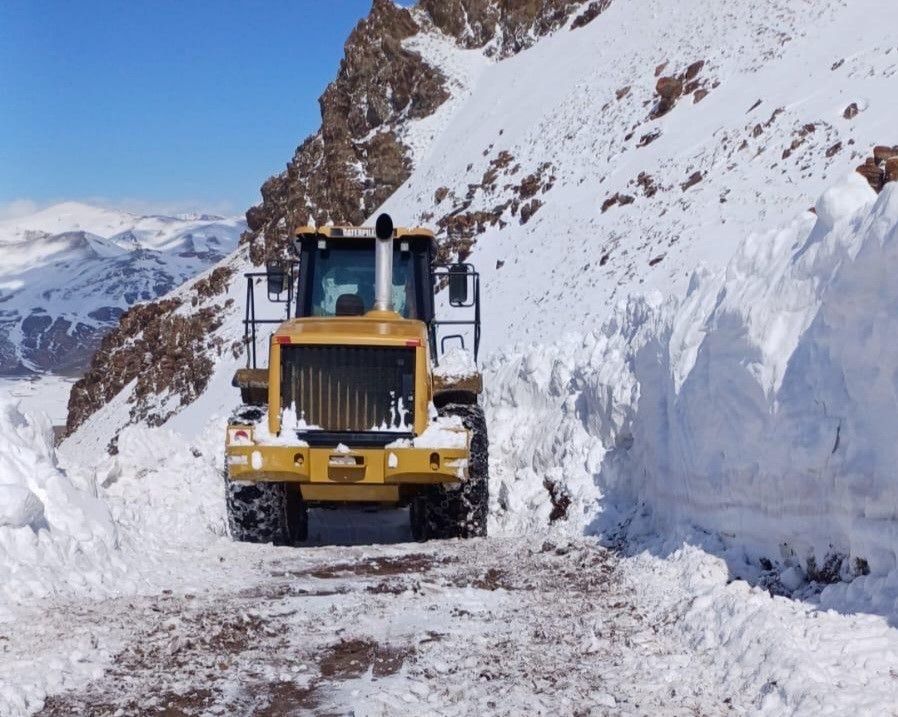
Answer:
309, 245, 416, 318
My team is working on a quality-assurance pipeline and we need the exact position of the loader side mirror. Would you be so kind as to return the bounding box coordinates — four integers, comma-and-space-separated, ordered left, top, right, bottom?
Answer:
448, 263, 470, 306
266, 261, 286, 295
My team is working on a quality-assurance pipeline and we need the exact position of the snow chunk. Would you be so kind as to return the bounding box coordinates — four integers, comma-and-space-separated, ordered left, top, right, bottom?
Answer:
413, 415, 467, 449
434, 348, 478, 380
252, 404, 312, 447
814, 171, 877, 229
0, 485, 44, 529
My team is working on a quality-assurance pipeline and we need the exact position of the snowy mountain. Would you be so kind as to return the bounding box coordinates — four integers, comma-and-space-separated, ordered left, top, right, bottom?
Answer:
0, 202, 243, 375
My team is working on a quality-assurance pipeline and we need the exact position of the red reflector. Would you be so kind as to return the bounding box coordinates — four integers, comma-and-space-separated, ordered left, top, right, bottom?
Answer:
235, 430, 249, 441
405, 339, 421, 347
275, 336, 291, 344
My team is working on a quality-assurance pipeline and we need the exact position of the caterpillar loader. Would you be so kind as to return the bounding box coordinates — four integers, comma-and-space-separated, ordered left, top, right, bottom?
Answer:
224, 214, 487, 544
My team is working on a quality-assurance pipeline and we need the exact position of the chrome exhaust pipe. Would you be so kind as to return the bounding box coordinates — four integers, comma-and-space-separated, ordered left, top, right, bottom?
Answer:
373, 213, 394, 312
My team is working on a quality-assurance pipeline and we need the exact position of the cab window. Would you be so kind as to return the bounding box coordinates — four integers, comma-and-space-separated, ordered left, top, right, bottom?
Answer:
308, 245, 416, 318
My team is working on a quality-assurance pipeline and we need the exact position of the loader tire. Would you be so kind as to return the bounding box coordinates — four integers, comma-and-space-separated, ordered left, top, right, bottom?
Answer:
417, 403, 489, 540
225, 479, 308, 545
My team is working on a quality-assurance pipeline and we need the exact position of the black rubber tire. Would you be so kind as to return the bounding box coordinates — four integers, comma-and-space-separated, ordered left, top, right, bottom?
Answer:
225, 480, 308, 545
409, 495, 427, 541
417, 403, 489, 540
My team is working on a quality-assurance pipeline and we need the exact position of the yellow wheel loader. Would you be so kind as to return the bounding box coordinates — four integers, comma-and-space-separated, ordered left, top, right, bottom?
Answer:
224, 214, 487, 544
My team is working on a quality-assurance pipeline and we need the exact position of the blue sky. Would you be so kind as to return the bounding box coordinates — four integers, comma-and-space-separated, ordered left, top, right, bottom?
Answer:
0, 1, 407, 218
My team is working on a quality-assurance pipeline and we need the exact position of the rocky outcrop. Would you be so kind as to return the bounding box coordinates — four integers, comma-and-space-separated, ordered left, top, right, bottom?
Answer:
244, 0, 450, 264
651, 60, 713, 119
420, 0, 594, 57
856, 145, 898, 193
66, 272, 234, 435
243, 0, 596, 265
571, 0, 612, 30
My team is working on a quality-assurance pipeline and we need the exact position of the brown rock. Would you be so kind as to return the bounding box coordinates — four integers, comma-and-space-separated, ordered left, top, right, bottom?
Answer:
693, 88, 710, 103
636, 172, 657, 197
826, 142, 843, 158
681, 171, 704, 192
421, 0, 591, 57
519, 198, 543, 225
684, 60, 705, 82
601, 193, 635, 213
571, 0, 612, 30
873, 145, 898, 164
245, 205, 267, 233
653, 76, 683, 118
637, 129, 661, 147
843, 103, 859, 120
654, 61, 668, 77
856, 158, 884, 193
434, 187, 449, 204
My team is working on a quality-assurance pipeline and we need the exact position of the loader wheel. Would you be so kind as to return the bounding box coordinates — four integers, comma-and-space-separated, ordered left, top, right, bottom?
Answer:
225, 480, 308, 545
416, 403, 489, 540
409, 495, 427, 541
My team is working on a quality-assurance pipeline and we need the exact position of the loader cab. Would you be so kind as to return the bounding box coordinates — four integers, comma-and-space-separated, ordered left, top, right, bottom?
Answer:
239, 219, 481, 371
293, 229, 436, 323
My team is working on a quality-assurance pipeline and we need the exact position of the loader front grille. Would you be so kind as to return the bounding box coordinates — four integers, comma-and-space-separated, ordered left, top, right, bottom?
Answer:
280, 345, 415, 432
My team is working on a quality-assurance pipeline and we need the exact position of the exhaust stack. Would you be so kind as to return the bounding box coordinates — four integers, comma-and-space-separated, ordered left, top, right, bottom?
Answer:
373, 213, 394, 312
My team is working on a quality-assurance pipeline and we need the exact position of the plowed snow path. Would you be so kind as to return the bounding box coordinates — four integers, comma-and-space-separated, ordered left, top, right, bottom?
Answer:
24, 537, 734, 717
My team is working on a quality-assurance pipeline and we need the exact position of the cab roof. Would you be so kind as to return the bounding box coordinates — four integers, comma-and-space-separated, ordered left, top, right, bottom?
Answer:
295, 225, 435, 240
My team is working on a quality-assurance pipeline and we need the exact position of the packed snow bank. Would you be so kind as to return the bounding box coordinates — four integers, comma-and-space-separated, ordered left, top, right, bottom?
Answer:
0, 385, 232, 618
488, 175, 898, 590
85, 422, 228, 548
0, 395, 120, 611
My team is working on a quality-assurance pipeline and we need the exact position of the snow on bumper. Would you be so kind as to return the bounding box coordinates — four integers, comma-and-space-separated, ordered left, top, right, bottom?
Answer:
225, 426, 470, 493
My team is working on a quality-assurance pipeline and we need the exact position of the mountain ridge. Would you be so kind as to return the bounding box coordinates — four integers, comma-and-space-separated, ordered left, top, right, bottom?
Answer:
0, 202, 243, 376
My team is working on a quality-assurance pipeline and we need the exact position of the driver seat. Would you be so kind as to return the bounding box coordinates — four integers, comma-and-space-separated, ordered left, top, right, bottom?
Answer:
335, 293, 365, 316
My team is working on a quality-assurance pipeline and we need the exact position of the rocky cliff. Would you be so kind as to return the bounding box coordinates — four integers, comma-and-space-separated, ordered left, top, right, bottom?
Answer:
243, 0, 598, 264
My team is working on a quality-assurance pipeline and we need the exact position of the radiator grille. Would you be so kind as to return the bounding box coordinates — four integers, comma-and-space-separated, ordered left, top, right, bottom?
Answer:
280, 345, 415, 432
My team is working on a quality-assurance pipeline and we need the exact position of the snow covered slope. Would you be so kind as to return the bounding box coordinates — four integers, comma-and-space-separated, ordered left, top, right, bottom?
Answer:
0, 202, 243, 375
379, 0, 898, 356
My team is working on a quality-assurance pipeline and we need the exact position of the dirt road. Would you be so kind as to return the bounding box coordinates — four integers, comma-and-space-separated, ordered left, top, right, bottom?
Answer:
27, 513, 733, 716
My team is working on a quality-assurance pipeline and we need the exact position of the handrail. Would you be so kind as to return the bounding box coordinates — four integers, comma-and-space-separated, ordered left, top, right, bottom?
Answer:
243, 262, 299, 369
431, 264, 482, 362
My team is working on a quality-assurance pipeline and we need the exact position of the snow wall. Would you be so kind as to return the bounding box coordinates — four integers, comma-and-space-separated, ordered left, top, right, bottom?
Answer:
0, 394, 229, 615
488, 174, 898, 580
0, 397, 119, 613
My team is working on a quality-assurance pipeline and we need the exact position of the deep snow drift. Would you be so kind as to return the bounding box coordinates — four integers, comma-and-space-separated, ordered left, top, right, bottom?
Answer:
0, 396, 118, 616
487, 174, 898, 597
